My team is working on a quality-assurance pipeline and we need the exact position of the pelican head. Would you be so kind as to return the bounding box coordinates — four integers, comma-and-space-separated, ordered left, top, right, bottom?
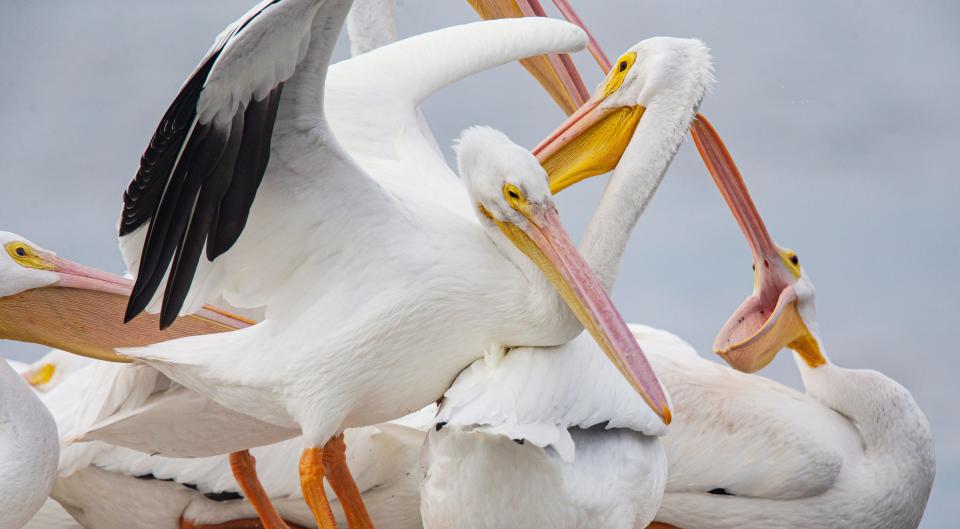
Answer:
0, 233, 125, 297
0, 231, 251, 364
534, 37, 713, 192
0, 232, 137, 362
456, 127, 671, 424
690, 118, 827, 373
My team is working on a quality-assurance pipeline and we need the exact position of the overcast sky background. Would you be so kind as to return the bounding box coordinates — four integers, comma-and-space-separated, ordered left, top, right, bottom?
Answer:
0, 1, 957, 526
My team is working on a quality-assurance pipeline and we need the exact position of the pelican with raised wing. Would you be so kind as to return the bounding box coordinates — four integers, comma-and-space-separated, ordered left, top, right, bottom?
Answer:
0, 245, 427, 529
102, 1, 669, 526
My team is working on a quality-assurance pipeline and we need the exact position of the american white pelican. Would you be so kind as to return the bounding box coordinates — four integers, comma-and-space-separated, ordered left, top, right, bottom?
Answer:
638, 119, 935, 529
0, 358, 59, 529
420, 36, 713, 529
105, 0, 669, 525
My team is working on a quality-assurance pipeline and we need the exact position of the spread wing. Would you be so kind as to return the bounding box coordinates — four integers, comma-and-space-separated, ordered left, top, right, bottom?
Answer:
119, 0, 363, 328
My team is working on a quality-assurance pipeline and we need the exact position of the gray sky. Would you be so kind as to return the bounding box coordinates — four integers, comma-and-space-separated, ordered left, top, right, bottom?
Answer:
0, 1, 957, 526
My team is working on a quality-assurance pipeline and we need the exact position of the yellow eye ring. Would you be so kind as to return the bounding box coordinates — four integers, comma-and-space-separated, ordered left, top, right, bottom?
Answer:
779, 249, 802, 278
602, 51, 637, 97
5, 242, 54, 271
503, 183, 525, 209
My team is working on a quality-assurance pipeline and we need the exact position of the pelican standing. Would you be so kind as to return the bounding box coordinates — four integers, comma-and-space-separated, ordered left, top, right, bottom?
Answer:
92, 2, 671, 526
0, 260, 428, 529
0, 7, 667, 528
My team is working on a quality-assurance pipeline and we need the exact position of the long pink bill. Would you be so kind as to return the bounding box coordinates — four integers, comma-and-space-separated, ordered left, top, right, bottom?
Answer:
516, 206, 671, 423
689, 116, 824, 372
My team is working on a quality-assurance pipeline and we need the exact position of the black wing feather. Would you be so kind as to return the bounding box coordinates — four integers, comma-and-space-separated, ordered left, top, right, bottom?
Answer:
119, 52, 220, 237
123, 1, 291, 328
209, 83, 284, 259
159, 111, 245, 328
125, 123, 215, 322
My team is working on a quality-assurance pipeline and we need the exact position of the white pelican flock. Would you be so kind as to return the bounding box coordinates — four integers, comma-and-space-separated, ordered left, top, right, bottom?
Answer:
0, 0, 935, 528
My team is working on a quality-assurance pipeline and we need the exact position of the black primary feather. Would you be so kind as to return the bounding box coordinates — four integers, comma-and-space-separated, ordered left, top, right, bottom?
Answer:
119, 51, 220, 237
209, 83, 284, 259
123, 3, 291, 328
159, 111, 245, 328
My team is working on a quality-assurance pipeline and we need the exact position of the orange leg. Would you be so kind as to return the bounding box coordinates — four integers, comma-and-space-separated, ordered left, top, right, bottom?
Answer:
180, 518, 311, 529
645, 523, 682, 529
300, 447, 340, 529
322, 434, 376, 529
227, 450, 291, 529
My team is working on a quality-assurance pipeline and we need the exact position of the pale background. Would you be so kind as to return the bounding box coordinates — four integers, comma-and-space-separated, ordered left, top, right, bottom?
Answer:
0, 1, 956, 526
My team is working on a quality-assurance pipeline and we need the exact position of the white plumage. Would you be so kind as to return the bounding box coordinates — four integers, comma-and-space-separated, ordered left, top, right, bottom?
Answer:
647, 275, 935, 528
0, 359, 59, 529
645, 328, 935, 528
11, 348, 429, 529
420, 36, 713, 529
420, 330, 673, 529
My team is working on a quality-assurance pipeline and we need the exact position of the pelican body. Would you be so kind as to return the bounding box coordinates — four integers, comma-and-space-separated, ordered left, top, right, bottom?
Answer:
651, 337, 935, 529
0, 359, 59, 529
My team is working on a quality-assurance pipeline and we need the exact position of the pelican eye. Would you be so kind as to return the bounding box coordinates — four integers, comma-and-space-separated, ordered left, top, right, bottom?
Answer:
5, 241, 54, 271
778, 249, 802, 278
503, 183, 526, 210
602, 51, 637, 96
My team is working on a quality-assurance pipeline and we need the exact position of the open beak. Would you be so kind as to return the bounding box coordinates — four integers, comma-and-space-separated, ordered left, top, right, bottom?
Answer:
691, 115, 825, 373
467, 0, 590, 115
496, 204, 671, 424
0, 255, 254, 363
533, 81, 645, 193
